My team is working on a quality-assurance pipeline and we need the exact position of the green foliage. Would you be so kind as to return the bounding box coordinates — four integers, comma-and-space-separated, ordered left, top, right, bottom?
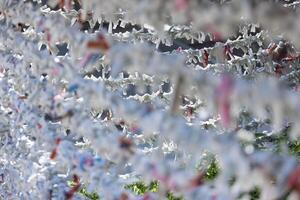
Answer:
288, 140, 300, 156
124, 180, 183, 200
204, 159, 220, 181
78, 187, 100, 200
148, 180, 159, 193
166, 192, 184, 200
124, 181, 150, 195
254, 125, 300, 160
238, 186, 261, 200
67, 181, 100, 200
249, 187, 261, 200
123, 160, 219, 200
